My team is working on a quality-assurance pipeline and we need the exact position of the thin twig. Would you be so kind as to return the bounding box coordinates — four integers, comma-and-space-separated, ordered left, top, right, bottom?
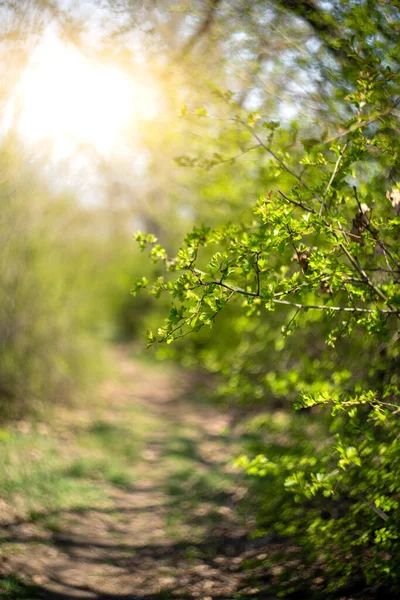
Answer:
192, 272, 397, 314
339, 242, 395, 309
323, 102, 400, 145
272, 298, 397, 314
353, 186, 400, 270
254, 252, 261, 296
212, 144, 262, 167
282, 307, 301, 334
238, 119, 325, 206
365, 499, 389, 522
320, 142, 348, 215
276, 188, 316, 213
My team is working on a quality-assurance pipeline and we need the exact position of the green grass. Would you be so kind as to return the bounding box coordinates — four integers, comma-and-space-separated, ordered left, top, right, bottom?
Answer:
64, 455, 136, 488
0, 431, 108, 516
0, 401, 160, 519
0, 573, 39, 599
165, 464, 232, 502
78, 419, 142, 461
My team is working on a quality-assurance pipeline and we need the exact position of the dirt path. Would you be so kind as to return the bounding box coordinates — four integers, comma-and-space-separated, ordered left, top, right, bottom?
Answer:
0, 348, 275, 600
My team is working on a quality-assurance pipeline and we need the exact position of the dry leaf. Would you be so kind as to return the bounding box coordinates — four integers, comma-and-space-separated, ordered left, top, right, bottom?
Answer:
386, 189, 400, 215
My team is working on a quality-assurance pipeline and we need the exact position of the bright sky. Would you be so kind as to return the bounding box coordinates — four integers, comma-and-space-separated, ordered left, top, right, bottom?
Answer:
1, 24, 160, 204
6, 28, 159, 157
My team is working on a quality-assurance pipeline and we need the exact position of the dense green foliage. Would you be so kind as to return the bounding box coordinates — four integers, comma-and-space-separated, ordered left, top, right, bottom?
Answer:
133, 1, 400, 594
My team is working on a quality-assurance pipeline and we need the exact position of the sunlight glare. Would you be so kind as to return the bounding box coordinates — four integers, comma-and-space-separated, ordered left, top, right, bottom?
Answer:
15, 39, 157, 154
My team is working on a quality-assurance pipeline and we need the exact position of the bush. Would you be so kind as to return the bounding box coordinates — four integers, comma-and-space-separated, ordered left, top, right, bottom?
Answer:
133, 12, 400, 593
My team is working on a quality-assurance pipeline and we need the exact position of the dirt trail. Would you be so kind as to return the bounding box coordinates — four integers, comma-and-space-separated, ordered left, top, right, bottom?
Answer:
0, 348, 275, 600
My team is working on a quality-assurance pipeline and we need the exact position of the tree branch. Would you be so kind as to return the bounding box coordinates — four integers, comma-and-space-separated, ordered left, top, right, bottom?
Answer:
180, 0, 222, 57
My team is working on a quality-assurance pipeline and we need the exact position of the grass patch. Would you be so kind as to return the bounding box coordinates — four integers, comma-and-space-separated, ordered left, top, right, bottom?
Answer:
166, 464, 232, 504
0, 380, 162, 519
0, 574, 39, 599
0, 431, 107, 517
80, 419, 142, 461
64, 456, 136, 489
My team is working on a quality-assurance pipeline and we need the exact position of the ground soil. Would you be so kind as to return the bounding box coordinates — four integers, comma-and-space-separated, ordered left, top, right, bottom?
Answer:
0, 347, 281, 600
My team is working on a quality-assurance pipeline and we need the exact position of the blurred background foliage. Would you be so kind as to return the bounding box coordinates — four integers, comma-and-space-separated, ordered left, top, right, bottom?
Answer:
0, 0, 399, 597
0, 137, 161, 418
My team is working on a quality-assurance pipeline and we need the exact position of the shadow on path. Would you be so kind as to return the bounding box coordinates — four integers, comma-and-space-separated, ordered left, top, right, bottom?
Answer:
0, 348, 277, 600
